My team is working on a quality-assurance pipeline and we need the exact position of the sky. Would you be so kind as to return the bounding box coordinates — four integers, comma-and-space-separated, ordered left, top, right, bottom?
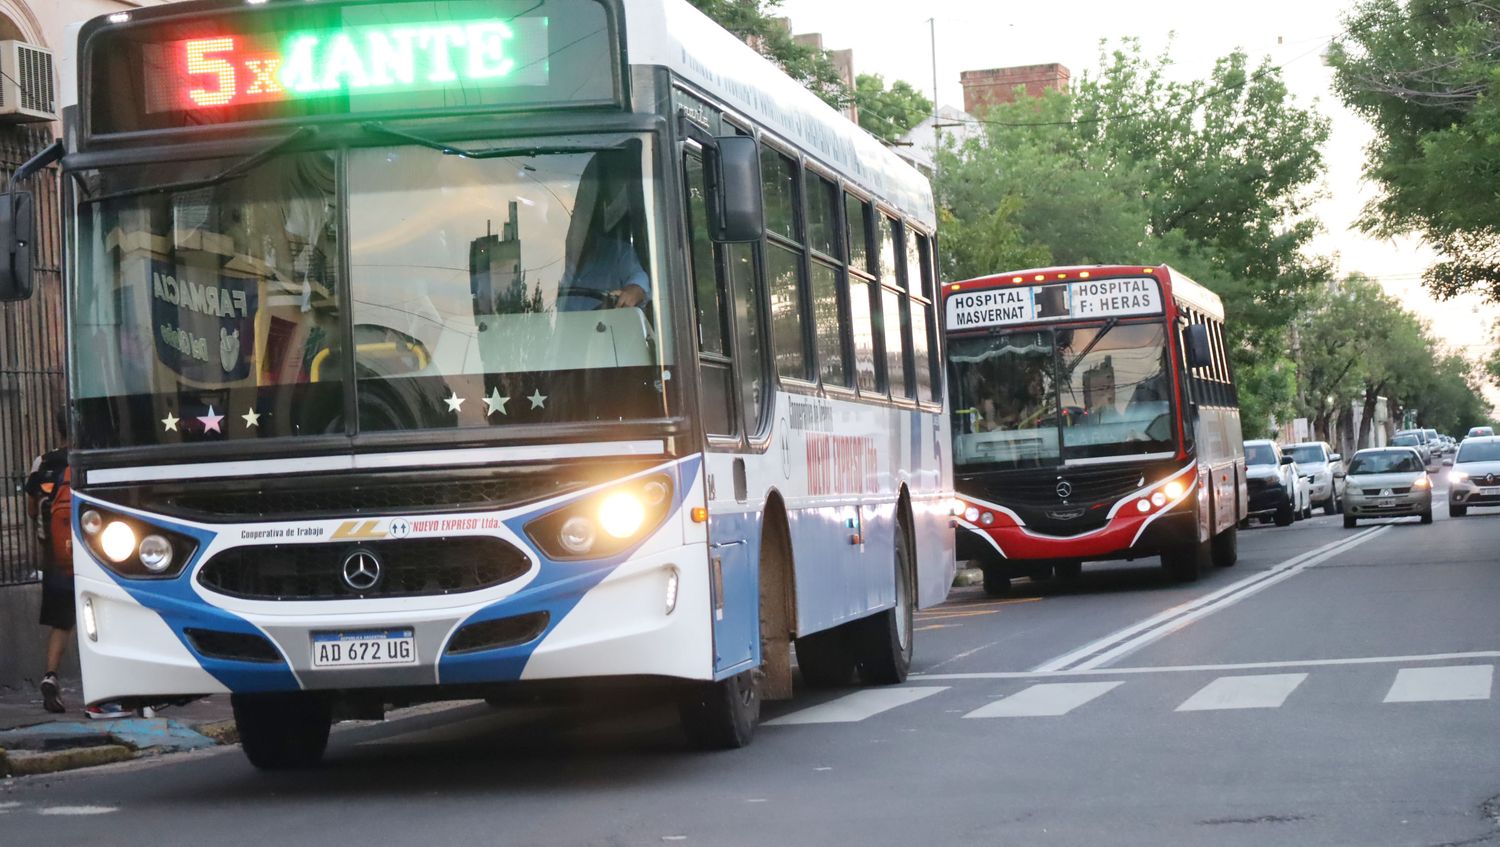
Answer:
777, 0, 1499, 409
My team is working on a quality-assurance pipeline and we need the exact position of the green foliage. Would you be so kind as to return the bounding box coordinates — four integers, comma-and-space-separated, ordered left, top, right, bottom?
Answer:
684, 0, 850, 110
854, 74, 933, 144
1329, 0, 1500, 301
935, 42, 1332, 431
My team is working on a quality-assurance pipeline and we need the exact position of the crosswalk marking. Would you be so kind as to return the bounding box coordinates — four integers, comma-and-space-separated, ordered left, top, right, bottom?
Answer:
963, 681, 1122, 718
1384, 665, 1493, 703
1175, 673, 1307, 711
764, 687, 948, 725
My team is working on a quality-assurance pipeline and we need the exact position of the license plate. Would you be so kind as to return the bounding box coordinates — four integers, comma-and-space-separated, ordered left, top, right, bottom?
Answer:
311, 628, 417, 668
1378, 499, 1396, 508
1481, 487, 1500, 497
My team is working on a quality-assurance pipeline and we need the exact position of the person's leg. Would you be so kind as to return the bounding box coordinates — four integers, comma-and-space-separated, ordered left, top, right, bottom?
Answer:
45, 626, 72, 675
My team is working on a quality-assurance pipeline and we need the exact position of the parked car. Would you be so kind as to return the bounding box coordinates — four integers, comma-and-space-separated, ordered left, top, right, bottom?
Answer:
1467, 426, 1496, 439
1445, 436, 1500, 517
1343, 447, 1433, 527
1284, 441, 1346, 514
1391, 432, 1435, 470
1244, 439, 1311, 526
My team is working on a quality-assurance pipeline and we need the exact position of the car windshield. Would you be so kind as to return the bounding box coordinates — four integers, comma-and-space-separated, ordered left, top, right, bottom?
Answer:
948, 322, 1175, 469
1284, 445, 1326, 465
1392, 435, 1420, 447
1348, 451, 1423, 474
71, 138, 671, 448
1245, 443, 1277, 466
1457, 442, 1500, 463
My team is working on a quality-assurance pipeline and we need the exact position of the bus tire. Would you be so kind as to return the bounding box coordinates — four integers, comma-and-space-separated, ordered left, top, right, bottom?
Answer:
678, 669, 760, 750
232, 692, 331, 770
1163, 540, 1207, 582
1211, 526, 1238, 568
981, 566, 1011, 597
795, 627, 858, 688
852, 522, 915, 686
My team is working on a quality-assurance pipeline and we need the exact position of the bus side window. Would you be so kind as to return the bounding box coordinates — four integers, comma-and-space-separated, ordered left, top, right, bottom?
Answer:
913, 231, 940, 403
845, 194, 879, 394
878, 215, 909, 397
684, 152, 735, 437
761, 145, 810, 381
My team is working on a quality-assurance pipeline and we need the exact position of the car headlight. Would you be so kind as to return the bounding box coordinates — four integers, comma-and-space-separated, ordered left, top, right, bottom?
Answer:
80, 507, 197, 579
1449, 470, 1470, 485
525, 474, 674, 561
1412, 476, 1432, 490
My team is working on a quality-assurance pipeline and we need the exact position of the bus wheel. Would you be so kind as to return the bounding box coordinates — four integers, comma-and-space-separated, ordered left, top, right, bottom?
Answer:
795, 628, 858, 687
982, 566, 1011, 597
852, 523, 915, 686
232, 692, 331, 770
679, 669, 760, 750
1163, 541, 1207, 582
1211, 526, 1238, 567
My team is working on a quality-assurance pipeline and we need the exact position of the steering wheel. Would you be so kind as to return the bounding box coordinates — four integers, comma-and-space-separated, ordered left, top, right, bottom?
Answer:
564, 289, 619, 310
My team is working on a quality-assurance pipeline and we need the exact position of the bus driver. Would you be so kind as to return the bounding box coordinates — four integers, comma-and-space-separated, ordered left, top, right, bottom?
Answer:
557, 157, 651, 311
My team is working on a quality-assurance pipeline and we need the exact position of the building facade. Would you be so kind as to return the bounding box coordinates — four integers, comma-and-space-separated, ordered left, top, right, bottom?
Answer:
960, 63, 1071, 115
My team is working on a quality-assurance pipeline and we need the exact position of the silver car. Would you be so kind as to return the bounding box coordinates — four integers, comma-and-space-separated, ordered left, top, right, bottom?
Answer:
1447, 436, 1500, 517
1343, 447, 1433, 527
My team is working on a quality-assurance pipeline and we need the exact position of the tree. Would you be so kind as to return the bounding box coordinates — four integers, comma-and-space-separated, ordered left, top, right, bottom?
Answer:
1329, 0, 1500, 301
685, 0, 850, 110
854, 74, 933, 144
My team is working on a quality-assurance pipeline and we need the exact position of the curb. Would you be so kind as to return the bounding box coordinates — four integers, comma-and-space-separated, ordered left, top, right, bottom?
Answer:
197, 720, 239, 746
4, 744, 136, 777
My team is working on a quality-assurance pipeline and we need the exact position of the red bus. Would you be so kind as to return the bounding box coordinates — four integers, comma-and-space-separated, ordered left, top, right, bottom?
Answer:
942, 265, 1246, 593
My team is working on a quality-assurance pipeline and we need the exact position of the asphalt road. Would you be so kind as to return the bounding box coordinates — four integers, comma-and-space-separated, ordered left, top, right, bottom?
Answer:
5, 478, 1499, 846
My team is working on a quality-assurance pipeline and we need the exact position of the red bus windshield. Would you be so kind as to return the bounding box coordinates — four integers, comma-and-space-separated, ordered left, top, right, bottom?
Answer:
949, 321, 1176, 470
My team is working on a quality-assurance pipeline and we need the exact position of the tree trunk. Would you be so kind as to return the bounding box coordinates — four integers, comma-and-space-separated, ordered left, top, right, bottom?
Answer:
1358, 386, 1380, 449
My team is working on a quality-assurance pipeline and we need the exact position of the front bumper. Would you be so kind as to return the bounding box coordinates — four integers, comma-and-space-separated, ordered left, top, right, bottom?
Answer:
1345, 490, 1432, 517
1246, 482, 1286, 515
1450, 480, 1500, 507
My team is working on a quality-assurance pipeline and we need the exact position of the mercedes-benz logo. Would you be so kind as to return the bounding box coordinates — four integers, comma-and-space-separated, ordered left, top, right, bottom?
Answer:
342, 549, 382, 592
1056, 480, 1073, 500
1487, 474, 1496, 485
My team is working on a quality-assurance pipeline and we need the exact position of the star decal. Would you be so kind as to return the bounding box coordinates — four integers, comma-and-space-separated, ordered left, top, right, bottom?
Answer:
528, 389, 548, 410
444, 392, 466, 413
483, 388, 510, 416
242, 408, 262, 428
198, 405, 224, 434
161, 412, 179, 432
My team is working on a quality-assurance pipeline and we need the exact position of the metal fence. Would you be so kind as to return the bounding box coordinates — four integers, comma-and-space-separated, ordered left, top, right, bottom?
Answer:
0, 125, 65, 586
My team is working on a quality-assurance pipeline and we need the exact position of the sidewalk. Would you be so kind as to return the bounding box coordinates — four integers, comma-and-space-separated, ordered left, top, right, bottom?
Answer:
0, 675, 236, 777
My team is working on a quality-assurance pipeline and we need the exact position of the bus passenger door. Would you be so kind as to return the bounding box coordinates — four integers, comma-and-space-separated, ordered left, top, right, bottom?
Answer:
684, 150, 758, 677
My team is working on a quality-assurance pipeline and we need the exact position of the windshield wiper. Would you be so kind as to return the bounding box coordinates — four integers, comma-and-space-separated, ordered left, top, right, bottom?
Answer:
359, 122, 626, 159
1059, 316, 1120, 384
83, 126, 318, 205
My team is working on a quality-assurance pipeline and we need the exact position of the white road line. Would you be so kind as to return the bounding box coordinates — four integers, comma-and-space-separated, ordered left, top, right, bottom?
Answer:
1384, 665, 1494, 703
1032, 528, 1388, 673
962, 681, 1122, 718
915, 650, 1500, 680
1070, 527, 1393, 671
1175, 673, 1307, 711
764, 687, 948, 725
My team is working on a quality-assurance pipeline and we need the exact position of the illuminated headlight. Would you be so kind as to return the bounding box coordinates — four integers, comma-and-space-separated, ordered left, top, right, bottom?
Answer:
665, 567, 680, 615
138, 535, 175, 573
950, 498, 966, 517
599, 492, 647, 539
558, 516, 597, 556
1137, 500, 1151, 513
80, 510, 104, 536
1450, 470, 1470, 485
1151, 492, 1167, 507
100, 522, 137, 563
1412, 476, 1432, 490
1163, 480, 1186, 500
964, 507, 980, 522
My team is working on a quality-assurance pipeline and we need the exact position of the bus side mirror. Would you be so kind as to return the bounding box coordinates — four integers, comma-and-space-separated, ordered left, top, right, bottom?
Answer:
706, 136, 764, 243
0, 191, 35, 302
1182, 324, 1212, 369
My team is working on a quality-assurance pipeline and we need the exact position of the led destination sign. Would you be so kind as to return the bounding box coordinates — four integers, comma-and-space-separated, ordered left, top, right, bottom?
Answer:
945, 277, 1164, 331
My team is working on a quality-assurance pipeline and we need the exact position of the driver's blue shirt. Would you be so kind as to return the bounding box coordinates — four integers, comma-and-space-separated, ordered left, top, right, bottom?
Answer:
557, 233, 651, 310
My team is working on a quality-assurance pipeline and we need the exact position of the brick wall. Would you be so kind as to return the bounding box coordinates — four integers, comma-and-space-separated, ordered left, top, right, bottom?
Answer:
961, 63, 1071, 115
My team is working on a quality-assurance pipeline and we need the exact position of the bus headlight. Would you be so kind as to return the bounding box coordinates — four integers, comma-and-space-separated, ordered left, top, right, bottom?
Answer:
138, 535, 175, 573
100, 522, 137, 563
80, 510, 104, 536
525, 474, 675, 561
1163, 480, 1186, 500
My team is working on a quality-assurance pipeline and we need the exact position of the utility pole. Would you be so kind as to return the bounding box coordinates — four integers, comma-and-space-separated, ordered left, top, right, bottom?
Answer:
928, 17, 940, 182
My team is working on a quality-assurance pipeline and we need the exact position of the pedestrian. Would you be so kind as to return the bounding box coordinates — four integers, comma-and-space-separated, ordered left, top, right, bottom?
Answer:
24, 412, 72, 714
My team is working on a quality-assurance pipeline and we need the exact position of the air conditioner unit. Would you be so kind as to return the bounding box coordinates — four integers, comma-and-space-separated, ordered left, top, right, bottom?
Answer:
0, 41, 56, 123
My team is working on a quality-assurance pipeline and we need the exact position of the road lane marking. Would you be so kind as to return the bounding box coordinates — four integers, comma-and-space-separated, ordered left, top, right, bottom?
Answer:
764, 686, 948, 725
916, 650, 1500, 680
1175, 673, 1308, 711
1034, 526, 1391, 673
916, 624, 956, 631
1383, 665, 1494, 702
962, 681, 1122, 718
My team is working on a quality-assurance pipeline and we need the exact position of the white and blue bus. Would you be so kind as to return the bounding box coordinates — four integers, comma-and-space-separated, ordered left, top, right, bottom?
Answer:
0, 0, 953, 765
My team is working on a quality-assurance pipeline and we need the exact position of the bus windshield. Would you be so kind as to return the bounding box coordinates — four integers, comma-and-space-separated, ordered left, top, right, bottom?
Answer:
71, 137, 670, 449
949, 321, 1175, 469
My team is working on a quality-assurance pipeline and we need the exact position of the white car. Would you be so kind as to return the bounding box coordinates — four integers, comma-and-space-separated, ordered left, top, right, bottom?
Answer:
1285, 441, 1346, 515
1244, 439, 1313, 525
1447, 436, 1500, 517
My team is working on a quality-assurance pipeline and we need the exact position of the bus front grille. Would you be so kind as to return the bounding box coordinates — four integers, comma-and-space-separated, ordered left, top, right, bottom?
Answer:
198, 538, 531, 601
